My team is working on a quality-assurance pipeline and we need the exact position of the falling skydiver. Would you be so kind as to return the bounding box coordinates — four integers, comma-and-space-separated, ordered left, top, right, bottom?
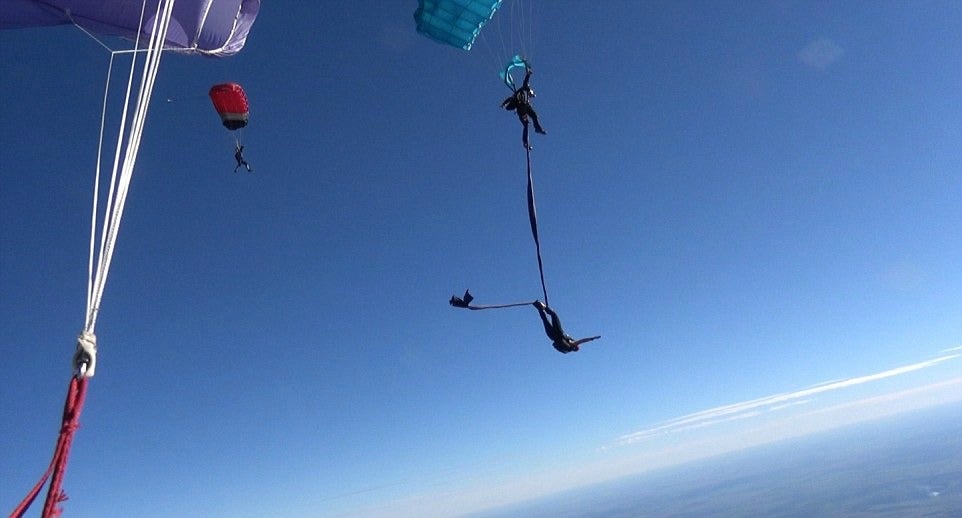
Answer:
532, 301, 600, 354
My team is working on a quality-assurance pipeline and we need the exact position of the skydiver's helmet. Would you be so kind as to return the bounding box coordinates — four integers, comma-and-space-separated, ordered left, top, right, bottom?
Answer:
525, 86, 536, 98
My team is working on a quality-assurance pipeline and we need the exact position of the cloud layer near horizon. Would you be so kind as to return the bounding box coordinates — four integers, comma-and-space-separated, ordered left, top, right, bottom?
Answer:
613, 353, 961, 447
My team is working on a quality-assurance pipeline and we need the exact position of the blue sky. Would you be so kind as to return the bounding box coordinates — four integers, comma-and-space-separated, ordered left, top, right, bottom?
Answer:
2, 2, 961, 517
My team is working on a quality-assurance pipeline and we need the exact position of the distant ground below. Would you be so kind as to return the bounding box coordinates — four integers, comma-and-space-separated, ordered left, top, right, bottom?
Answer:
472, 402, 962, 517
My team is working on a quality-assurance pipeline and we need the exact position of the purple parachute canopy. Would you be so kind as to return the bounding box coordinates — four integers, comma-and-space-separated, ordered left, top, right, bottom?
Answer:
0, 0, 259, 57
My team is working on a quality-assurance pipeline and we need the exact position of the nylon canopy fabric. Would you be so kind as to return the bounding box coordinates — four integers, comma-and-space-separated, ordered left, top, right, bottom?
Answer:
209, 82, 249, 130
0, 0, 260, 56
414, 0, 502, 51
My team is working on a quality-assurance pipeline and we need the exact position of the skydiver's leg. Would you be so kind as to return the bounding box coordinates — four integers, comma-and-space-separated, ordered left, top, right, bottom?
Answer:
530, 110, 546, 134
535, 306, 556, 340
544, 306, 566, 339
522, 118, 531, 150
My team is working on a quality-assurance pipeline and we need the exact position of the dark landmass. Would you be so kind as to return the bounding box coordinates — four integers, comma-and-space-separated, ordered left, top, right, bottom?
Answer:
470, 402, 962, 517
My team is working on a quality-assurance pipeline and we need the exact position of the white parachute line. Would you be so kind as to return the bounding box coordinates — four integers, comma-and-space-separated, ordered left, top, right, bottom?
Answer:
476, 31, 502, 78
103, 48, 151, 55
96, 0, 172, 301
90, 0, 173, 330
86, 10, 146, 333
512, 0, 519, 56
496, 8, 509, 63
84, 0, 175, 336
517, 0, 526, 57
525, 0, 535, 59
71, 19, 115, 53
87, 52, 117, 319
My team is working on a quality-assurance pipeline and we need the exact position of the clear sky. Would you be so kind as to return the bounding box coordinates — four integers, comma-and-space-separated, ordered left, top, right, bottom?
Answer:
2, 2, 961, 517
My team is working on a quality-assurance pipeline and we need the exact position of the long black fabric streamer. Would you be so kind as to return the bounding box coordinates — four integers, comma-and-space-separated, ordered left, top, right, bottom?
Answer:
448, 146, 549, 313
449, 290, 533, 311
526, 148, 549, 306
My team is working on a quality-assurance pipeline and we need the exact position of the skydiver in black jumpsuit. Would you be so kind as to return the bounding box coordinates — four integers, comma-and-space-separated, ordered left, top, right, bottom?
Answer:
234, 143, 252, 173
533, 300, 600, 354
501, 67, 546, 150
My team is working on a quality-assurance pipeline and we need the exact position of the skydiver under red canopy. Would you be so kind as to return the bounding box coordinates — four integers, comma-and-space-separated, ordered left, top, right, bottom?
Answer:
501, 66, 546, 150
234, 143, 252, 173
533, 300, 600, 354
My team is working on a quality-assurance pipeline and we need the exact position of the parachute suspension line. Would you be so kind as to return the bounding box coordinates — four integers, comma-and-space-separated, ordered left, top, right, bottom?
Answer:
515, 0, 525, 57
87, 0, 150, 336
526, 148, 549, 306
87, 52, 116, 324
476, 31, 502, 79
515, 0, 532, 59
69, 15, 115, 53
86, 0, 175, 341
507, 0, 531, 61
523, 0, 535, 60
509, 0, 517, 59
495, 7, 509, 66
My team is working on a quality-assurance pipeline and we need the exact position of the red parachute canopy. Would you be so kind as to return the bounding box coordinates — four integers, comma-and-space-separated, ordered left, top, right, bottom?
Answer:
209, 83, 249, 130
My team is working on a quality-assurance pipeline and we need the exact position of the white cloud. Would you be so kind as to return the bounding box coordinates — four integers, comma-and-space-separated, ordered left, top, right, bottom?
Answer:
613, 353, 960, 447
798, 37, 845, 70
768, 399, 811, 411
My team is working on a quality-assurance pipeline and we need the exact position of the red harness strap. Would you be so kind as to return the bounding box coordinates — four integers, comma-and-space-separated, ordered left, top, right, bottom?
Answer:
10, 376, 89, 518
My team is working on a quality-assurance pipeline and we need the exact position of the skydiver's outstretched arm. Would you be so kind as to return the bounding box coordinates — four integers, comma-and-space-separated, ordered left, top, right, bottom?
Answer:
571, 335, 601, 347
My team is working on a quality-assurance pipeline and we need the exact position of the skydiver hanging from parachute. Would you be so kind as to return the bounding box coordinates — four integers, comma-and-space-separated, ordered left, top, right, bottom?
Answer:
209, 82, 253, 173
234, 143, 252, 173
501, 62, 546, 150
415, 1, 600, 353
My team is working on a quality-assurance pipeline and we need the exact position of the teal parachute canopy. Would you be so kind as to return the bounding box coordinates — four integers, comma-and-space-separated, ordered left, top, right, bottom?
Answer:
414, 0, 503, 51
